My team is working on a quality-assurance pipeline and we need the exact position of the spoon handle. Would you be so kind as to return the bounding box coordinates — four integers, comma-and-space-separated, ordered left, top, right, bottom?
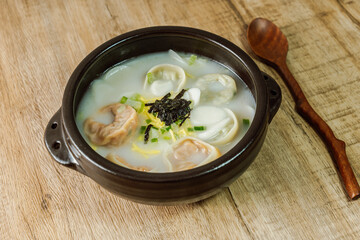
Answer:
276, 60, 360, 200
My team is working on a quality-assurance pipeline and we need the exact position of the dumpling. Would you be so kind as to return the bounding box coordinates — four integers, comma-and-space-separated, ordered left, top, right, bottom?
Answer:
196, 74, 237, 104
164, 137, 220, 172
190, 106, 238, 145
144, 64, 186, 97
83, 103, 138, 146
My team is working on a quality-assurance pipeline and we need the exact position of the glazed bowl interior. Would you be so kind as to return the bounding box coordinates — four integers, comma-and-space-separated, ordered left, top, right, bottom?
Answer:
64, 27, 267, 181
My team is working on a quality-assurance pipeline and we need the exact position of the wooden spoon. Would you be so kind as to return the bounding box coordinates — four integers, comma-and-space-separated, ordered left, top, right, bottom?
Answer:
247, 17, 360, 200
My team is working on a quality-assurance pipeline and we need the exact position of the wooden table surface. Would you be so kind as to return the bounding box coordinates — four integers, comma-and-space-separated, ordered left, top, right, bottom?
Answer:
1, 0, 360, 239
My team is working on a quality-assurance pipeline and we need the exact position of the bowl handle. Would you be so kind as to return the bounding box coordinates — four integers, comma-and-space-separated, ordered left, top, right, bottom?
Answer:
261, 72, 282, 123
44, 109, 80, 171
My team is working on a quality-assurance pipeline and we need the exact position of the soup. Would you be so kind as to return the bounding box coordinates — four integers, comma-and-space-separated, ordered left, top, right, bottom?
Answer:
76, 50, 256, 172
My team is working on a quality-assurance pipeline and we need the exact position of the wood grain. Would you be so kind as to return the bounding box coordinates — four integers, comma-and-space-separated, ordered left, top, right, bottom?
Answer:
1, 0, 359, 239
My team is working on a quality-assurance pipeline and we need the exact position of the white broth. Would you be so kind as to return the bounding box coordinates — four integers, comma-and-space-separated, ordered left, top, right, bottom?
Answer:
76, 50, 256, 172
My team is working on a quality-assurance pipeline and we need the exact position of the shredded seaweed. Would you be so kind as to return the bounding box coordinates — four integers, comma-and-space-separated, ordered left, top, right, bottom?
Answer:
143, 89, 192, 143
144, 124, 153, 143
145, 89, 191, 127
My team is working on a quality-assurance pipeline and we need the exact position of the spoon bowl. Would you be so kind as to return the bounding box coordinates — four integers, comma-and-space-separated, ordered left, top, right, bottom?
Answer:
247, 18, 288, 65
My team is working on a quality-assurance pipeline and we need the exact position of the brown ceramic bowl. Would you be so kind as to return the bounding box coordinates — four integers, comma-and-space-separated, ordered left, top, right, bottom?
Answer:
44, 26, 281, 205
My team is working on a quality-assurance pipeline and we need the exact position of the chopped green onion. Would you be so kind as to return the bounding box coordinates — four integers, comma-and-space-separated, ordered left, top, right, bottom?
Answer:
138, 102, 145, 113
243, 119, 250, 125
120, 96, 128, 104
130, 93, 141, 101
147, 72, 155, 84
151, 138, 158, 143
165, 126, 171, 131
145, 119, 152, 124
152, 126, 159, 130
163, 136, 171, 140
194, 126, 206, 131
140, 126, 146, 134
126, 99, 144, 113
160, 128, 166, 134
175, 119, 182, 125
188, 54, 197, 65
187, 127, 194, 132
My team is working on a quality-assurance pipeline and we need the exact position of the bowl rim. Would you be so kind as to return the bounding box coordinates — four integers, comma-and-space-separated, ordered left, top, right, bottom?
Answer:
62, 26, 268, 182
